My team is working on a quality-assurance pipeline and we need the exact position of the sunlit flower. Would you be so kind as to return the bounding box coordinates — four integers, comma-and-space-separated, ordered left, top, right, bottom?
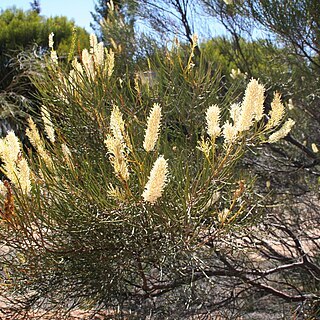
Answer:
95, 42, 105, 66
110, 105, 125, 143
50, 50, 58, 64
105, 135, 129, 182
206, 105, 221, 138
48, 32, 54, 50
17, 158, 31, 194
89, 33, 98, 54
268, 118, 295, 143
0, 132, 31, 193
41, 106, 55, 143
237, 79, 265, 131
143, 103, 162, 152
1, 131, 20, 164
223, 121, 238, 144
311, 143, 318, 153
0, 131, 21, 185
26, 118, 43, 151
142, 155, 168, 204
82, 48, 95, 80
267, 92, 285, 129
26, 118, 53, 167
105, 48, 115, 78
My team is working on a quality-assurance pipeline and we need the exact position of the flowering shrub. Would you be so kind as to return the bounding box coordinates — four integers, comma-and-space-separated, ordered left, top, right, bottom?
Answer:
0, 34, 293, 317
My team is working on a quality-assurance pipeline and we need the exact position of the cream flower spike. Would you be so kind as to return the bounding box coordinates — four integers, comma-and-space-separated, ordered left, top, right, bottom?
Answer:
0, 131, 31, 193
48, 32, 58, 64
268, 118, 295, 143
0, 131, 21, 186
237, 79, 265, 132
143, 103, 162, 152
41, 106, 55, 144
26, 118, 53, 167
223, 121, 238, 144
105, 135, 129, 182
17, 158, 31, 194
311, 143, 318, 153
267, 92, 285, 129
206, 105, 221, 139
142, 155, 169, 204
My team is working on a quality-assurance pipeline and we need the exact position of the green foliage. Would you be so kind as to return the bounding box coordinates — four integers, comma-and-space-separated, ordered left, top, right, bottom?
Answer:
97, 1, 140, 73
201, 37, 289, 83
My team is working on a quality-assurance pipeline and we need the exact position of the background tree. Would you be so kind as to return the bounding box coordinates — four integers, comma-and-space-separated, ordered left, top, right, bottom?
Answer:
92, 0, 204, 57
138, 0, 200, 53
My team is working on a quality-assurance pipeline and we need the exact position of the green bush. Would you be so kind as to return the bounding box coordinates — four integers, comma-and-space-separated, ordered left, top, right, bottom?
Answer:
0, 34, 294, 318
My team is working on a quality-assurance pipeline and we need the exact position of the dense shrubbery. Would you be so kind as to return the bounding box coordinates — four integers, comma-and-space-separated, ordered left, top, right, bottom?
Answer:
0, 32, 310, 319
0, 1, 319, 318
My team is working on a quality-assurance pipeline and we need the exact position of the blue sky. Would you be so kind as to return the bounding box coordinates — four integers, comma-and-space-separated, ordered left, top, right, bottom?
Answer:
0, 0, 96, 32
0, 1, 234, 40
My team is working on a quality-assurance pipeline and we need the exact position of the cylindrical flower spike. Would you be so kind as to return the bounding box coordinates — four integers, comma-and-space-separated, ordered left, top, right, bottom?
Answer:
142, 155, 168, 204
268, 118, 295, 143
0, 131, 21, 186
266, 92, 285, 129
26, 118, 53, 167
110, 105, 125, 143
0, 131, 31, 193
105, 135, 129, 182
143, 103, 162, 152
206, 105, 221, 139
17, 158, 31, 194
237, 79, 265, 132
41, 106, 55, 144
223, 121, 238, 144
